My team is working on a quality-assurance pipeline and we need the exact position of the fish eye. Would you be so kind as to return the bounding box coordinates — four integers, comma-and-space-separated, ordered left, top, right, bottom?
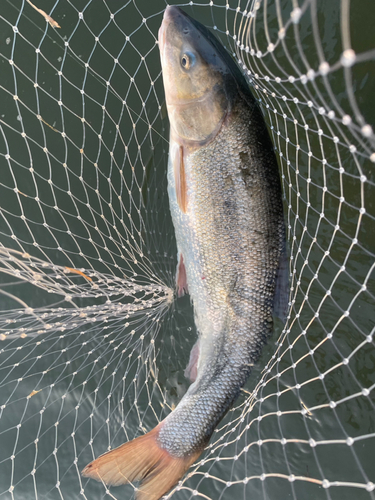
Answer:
181, 52, 195, 70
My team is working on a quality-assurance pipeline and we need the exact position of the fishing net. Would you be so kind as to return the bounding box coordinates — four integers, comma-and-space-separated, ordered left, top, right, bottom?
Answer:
0, 0, 374, 499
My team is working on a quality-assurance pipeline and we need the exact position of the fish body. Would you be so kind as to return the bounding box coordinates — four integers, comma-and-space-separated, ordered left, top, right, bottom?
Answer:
82, 6, 287, 499
162, 91, 285, 457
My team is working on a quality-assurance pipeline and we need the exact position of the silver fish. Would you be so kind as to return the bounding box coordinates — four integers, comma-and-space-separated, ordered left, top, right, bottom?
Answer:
82, 6, 288, 500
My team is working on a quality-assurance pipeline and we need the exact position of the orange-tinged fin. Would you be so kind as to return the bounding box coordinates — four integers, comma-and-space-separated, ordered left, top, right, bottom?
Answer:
81, 423, 202, 500
174, 145, 188, 213
176, 253, 188, 297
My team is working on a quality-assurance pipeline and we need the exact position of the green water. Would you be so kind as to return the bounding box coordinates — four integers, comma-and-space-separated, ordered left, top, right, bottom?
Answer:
0, 1, 374, 499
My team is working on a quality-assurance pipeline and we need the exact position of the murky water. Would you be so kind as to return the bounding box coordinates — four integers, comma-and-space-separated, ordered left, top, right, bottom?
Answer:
0, 1, 374, 499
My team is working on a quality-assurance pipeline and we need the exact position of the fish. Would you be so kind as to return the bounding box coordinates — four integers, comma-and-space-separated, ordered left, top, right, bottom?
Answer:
81, 5, 288, 500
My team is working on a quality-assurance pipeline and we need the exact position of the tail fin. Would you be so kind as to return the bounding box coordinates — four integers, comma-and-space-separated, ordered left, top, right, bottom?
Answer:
81, 423, 202, 500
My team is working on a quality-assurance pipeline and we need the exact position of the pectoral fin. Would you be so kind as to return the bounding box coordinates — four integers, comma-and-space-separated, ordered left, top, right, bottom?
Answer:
173, 145, 188, 213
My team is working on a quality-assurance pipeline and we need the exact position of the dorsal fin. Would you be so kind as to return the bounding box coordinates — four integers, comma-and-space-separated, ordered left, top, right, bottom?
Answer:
273, 243, 290, 323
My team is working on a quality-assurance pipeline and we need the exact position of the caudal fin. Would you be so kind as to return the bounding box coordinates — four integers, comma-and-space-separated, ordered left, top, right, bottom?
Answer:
81, 423, 202, 500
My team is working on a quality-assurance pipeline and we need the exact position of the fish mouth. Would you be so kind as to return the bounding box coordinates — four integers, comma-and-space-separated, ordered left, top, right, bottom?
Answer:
158, 6, 172, 53
158, 5, 187, 53
162, 5, 185, 25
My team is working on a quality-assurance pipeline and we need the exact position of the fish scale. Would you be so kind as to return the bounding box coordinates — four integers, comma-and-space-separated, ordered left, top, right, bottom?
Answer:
161, 90, 285, 457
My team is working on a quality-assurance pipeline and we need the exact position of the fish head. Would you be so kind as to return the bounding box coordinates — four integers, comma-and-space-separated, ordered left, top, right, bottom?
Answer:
159, 6, 243, 145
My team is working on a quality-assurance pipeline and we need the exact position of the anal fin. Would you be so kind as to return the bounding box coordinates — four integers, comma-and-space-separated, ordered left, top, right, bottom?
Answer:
184, 338, 200, 382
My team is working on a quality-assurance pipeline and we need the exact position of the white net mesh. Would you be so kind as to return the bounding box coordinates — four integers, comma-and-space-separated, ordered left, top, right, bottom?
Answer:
0, 0, 374, 499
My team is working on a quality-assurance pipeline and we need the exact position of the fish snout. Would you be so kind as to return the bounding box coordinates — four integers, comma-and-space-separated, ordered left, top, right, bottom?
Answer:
162, 5, 183, 23
159, 6, 189, 49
